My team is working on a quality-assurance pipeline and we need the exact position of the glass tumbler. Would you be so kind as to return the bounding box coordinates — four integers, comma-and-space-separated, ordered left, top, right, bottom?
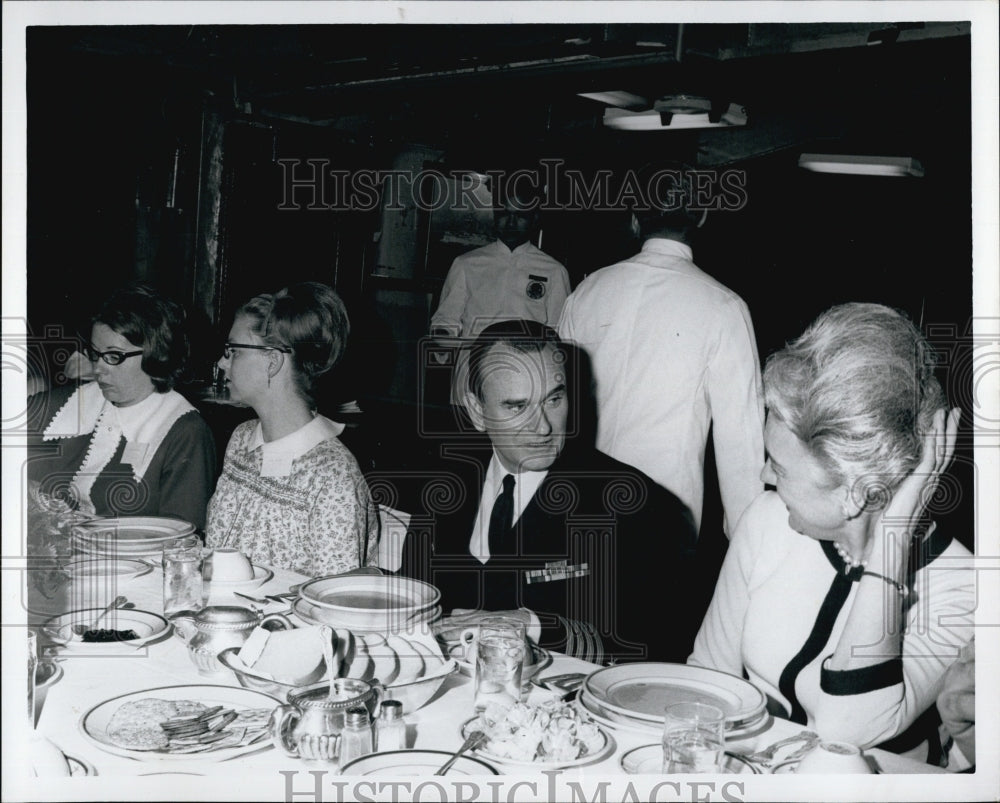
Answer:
162, 540, 205, 618
472, 616, 526, 711
662, 702, 725, 773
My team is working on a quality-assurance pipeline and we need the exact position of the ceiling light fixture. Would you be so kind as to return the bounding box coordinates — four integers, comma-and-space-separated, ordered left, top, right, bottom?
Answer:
798, 153, 925, 177
593, 94, 748, 132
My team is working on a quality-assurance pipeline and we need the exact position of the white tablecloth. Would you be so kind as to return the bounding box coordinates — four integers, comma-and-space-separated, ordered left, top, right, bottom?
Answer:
26, 563, 947, 786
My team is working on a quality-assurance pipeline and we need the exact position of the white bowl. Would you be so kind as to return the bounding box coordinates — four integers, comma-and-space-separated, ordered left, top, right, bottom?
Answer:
795, 741, 875, 774
209, 548, 255, 582
384, 661, 459, 713
297, 575, 441, 630
293, 597, 442, 632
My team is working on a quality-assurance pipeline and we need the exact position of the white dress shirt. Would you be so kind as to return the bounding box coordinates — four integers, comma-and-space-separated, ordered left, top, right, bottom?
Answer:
468, 453, 549, 564
558, 238, 765, 535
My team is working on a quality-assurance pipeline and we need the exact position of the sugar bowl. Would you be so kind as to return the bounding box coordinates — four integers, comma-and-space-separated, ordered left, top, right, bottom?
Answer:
269, 679, 384, 764
171, 605, 294, 675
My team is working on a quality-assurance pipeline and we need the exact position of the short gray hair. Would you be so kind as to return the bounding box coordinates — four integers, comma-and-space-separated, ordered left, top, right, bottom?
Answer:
763, 303, 946, 506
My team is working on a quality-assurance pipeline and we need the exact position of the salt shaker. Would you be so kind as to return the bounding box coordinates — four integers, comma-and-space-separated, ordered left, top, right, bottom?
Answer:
375, 700, 407, 751
338, 707, 373, 767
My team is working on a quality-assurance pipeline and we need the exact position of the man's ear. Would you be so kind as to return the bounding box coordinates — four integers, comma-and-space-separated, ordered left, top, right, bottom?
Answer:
465, 391, 487, 433
629, 213, 641, 239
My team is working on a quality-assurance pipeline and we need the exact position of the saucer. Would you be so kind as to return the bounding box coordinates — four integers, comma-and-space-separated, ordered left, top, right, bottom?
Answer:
209, 564, 274, 589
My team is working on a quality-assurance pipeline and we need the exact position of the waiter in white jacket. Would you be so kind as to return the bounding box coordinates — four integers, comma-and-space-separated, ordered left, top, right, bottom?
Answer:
558, 166, 764, 536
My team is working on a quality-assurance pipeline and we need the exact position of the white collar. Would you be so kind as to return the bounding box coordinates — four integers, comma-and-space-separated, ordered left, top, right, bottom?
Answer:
470, 454, 550, 563
249, 414, 345, 478
43, 381, 195, 487
641, 238, 693, 261
492, 239, 535, 256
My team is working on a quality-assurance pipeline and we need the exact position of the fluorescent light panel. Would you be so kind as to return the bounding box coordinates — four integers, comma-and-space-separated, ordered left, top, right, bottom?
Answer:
798, 154, 925, 177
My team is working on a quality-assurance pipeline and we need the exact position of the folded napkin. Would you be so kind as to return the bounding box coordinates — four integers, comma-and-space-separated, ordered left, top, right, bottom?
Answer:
238, 625, 327, 685
436, 608, 542, 645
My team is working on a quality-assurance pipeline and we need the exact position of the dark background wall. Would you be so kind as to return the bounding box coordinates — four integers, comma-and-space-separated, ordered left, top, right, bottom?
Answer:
24, 25, 976, 555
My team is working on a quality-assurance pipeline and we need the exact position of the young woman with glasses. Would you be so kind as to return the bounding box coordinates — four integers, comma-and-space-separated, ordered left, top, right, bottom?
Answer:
28, 283, 215, 528
205, 282, 379, 576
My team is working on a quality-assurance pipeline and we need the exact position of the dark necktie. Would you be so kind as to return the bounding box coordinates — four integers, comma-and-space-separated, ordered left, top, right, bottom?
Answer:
488, 474, 517, 557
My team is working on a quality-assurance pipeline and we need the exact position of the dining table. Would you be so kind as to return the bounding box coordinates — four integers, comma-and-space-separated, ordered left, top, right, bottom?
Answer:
19, 555, 956, 802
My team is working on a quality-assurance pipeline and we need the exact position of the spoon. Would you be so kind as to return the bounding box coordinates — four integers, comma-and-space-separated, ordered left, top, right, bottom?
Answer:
319, 625, 337, 701
434, 731, 487, 776
71, 595, 127, 635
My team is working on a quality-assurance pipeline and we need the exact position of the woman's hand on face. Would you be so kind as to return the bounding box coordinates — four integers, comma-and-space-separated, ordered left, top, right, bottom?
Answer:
877, 407, 961, 541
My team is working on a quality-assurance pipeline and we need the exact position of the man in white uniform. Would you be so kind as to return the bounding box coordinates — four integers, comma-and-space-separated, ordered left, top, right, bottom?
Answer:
430, 186, 570, 340
558, 170, 765, 536
430, 180, 570, 412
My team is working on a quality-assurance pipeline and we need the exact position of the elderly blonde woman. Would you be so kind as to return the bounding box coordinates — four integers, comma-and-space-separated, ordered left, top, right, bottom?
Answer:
206, 282, 378, 576
689, 302, 973, 763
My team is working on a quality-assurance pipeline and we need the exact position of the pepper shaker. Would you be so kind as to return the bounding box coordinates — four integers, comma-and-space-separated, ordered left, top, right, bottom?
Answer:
338, 707, 373, 768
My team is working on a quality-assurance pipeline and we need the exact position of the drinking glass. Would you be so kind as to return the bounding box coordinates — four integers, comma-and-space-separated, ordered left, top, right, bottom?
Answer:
662, 702, 725, 773
162, 541, 205, 618
27, 629, 38, 727
472, 616, 526, 711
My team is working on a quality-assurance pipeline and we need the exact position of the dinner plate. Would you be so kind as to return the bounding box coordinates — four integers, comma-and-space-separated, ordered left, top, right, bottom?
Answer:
292, 597, 442, 631
619, 744, 760, 775
584, 663, 766, 728
460, 716, 614, 769
79, 684, 280, 762
208, 564, 274, 590
72, 516, 195, 556
574, 691, 768, 741
43, 608, 171, 650
340, 749, 500, 776
64, 558, 153, 581
574, 691, 660, 736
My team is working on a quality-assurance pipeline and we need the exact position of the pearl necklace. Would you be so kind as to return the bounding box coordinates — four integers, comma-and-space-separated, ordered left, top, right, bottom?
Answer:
834, 541, 867, 574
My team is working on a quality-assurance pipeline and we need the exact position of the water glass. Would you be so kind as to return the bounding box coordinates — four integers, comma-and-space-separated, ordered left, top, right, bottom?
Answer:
27, 630, 38, 727
662, 702, 725, 773
162, 541, 205, 618
473, 616, 526, 711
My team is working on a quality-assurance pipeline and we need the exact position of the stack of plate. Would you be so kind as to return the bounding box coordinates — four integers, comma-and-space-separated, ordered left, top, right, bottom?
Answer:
72, 516, 196, 558
576, 663, 768, 739
292, 574, 442, 632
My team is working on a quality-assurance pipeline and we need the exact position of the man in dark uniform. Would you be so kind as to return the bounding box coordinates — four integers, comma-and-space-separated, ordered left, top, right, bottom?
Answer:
400, 320, 699, 663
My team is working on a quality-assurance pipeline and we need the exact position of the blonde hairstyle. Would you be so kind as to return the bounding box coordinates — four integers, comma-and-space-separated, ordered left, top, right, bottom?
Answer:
237, 282, 349, 403
763, 302, 945, 506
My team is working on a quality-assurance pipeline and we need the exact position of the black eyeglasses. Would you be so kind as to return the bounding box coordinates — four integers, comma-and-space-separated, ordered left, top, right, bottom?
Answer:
82, 344, 144, 366
223, 342, 291, 360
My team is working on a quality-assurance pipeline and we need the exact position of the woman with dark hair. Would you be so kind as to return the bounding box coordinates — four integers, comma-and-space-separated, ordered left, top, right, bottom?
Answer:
689, 302, 974, 763
28, 283, 215, 528
205, 282, 378, 576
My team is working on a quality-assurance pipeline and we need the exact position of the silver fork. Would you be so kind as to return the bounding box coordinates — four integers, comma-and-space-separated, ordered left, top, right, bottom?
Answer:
743, 731, 818, 765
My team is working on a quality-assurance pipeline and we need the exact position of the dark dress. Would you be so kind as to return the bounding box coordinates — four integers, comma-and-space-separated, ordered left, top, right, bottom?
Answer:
27, 383, 216, 530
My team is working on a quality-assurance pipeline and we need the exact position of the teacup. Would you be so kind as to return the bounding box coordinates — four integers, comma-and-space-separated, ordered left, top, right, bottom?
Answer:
210, 548, 255, 582
794, 741, 874, 774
